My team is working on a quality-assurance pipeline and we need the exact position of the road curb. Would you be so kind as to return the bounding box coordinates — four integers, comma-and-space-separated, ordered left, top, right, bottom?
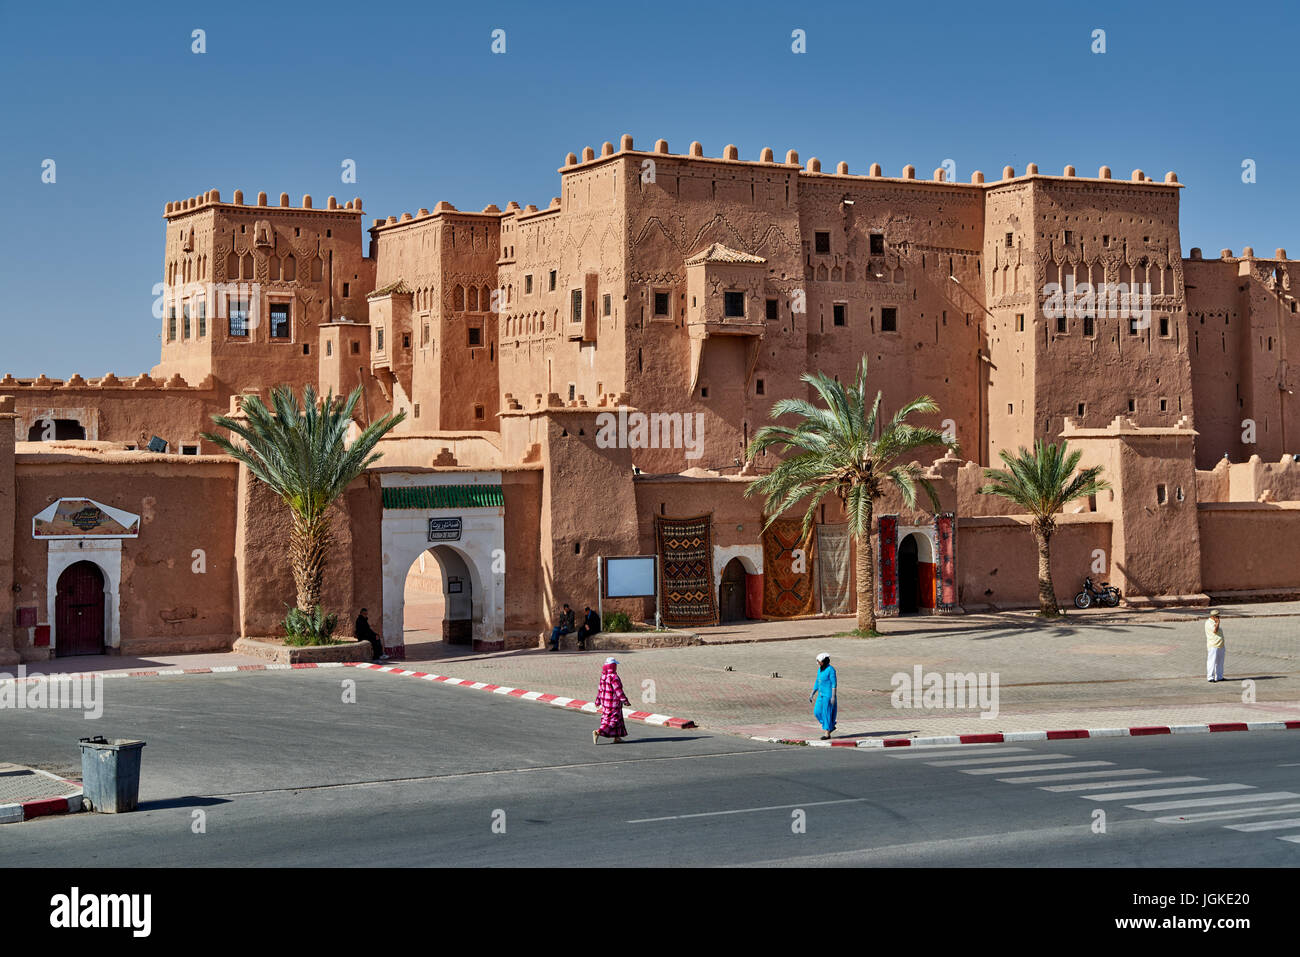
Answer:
752, 720, 1300, 749
345, 663, 699, 729
0, 769, 84, 825
0, 661, 350, 686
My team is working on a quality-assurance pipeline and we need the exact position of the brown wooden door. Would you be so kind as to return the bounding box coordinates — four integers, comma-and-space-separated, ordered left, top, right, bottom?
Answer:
719, 558, 748, 623
56, 561, 105, 656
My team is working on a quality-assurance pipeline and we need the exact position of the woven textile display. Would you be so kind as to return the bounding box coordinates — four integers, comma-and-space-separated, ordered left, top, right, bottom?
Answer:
816, 523, 852, 615
655, 514, 717, 626
762, 518, 817, 617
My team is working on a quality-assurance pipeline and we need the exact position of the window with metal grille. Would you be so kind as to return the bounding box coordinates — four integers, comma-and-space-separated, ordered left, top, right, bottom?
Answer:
724, 292, 745, 318
197, 300, 206, 337
654, 291, 669, 317
270, 303, 290, 339
766, 299, 779, 321
548, 270, 556, 291
815, 231, 830, 254
571, 289, 583, 323
870, 233, 885, 255
229, 299, 249, 337
468, 327, 482, 347
603, 293, 611, 316
1083, 315, 1095, 337
377, 327, 384, 350
525, 275, 533, 294
167, 307, 176, 341
881, 307, 897, 332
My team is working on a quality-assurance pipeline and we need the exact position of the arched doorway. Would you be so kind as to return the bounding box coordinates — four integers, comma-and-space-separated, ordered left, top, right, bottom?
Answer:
897, 533, 936, 615
403, 545, 478, 646
719, 557, 748, 623
27, 418, 85, 441
55, 561, 105, 656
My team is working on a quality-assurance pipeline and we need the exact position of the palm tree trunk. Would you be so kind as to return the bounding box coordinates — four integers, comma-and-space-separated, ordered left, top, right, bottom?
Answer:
290, 516, 332, 613
1035, 525, 1059, 617
855, 509, 878, 635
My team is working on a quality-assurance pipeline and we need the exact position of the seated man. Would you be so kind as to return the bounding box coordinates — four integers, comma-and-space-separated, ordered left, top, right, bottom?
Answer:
548, 603, 575, 651
576, 606, 601, 651
355, 607, 388, 661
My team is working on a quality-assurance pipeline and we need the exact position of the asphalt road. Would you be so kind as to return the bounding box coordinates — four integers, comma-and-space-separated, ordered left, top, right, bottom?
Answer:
1, 669, 1298, 866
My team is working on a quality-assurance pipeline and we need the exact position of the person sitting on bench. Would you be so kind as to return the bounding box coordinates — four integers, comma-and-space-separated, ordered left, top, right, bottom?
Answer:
355, 608, 388, 661
548, 604, 575, 651
576, 606, 601, 650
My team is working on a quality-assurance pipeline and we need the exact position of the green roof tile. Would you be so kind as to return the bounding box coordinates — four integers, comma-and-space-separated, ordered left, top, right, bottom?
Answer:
381, 484, 504, 510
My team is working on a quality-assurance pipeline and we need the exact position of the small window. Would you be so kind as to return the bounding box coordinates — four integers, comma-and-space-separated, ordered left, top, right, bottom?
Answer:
756, 379, 765, 396
570, 289, 583, 323
603, 293, 611, 317
197, 300, 206, 338
1077, 403, 1086, 417
302, 343, 310, 356
881, 307, 897, 332
1159, 315, 1170, 337
326, 341, 333, 356
654, 291, 670, 317
724, 291, 745, 318
181, 445, 198, 456
1083, 315, 1095, 337
833, 303, 846, 326
1056, 315, 1067, 334
766, 298, 779, 321
1007, 403, 1014, 415
167, 308, 176, 341
1128, 316, 1140, 335
377, 327, 384, 350
700, 386, 709, 398
1005, 232, 1013, 248
548, 270, 557, 291
568, 384, 576, 401
182, 302, 191, 339
413, 403, 420, 419
1159, 397, 1168, 412
1015, 313, 1025, 332
343, 282, 350, 298
1063, 230, 1073, 245
422, 323, 430, 346
869, 233, 884, 256
1127, 398, 1135, 412
270, 303, 290, 339
229, 299, 249, 337
403, 333, 411, 348
814, 231, 831, 254
474, 404, 485, 420
1156, 483, 1168, 505
350, 341, 360, 355
468, 327, 482, 347
1102, 235, 1110, 247
525, 275, 533, 294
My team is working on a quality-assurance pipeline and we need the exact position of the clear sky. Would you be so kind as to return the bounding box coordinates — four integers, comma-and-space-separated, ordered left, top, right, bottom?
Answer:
1, 0, 1294, 377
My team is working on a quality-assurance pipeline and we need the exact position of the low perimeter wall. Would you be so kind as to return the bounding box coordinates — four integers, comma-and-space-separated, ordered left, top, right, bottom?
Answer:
958, 514, 1113, 610
1198, 502, 1300, 595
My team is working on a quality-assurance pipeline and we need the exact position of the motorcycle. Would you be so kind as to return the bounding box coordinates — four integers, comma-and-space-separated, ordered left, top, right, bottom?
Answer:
1074, 576, 1122, 609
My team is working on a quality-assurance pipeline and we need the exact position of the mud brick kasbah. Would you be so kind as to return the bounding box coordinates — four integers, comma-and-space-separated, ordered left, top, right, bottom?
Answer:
3, 135, 1299, 665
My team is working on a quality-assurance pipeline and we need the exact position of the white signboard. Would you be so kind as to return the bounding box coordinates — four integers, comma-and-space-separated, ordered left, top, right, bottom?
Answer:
603, 556, 656, 598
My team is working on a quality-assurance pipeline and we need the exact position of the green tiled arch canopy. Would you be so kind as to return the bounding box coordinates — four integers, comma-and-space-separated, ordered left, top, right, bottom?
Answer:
381, 484, 504, 510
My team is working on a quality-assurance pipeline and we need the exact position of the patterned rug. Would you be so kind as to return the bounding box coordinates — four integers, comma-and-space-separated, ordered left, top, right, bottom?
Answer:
762, 519, 816, 618
655, 514, 717, 626
816, 523, 853, 615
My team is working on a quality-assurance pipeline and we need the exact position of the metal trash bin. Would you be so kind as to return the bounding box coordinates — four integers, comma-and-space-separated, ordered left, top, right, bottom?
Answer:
78, 736, 146, 813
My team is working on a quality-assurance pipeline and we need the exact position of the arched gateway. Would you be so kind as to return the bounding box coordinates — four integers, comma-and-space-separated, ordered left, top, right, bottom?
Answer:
379, 472, 506, 654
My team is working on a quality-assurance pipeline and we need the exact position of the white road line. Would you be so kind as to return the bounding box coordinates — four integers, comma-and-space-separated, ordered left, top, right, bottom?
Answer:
962, 761, 1114, 775
1089, 784, 1254, 802
999, 768, 1158, 784
928, 753, 1073, 767
1127, 792, 1300, 812
887, 747, 1029, 759
1225, 818, 1300, 832
1040, 777, 1205, 793
1155, 803, 1300, 824
627, 798, 866, 824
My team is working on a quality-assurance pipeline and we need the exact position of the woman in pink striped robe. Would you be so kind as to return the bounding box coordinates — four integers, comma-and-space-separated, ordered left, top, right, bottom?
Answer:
593, 657, 631, 743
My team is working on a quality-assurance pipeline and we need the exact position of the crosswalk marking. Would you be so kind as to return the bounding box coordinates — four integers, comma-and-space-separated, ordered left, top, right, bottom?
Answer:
887, 747, 1029, 760
1126, 792, 1300, 812
1088, 783, 1254, 802
1040, 776, 1204, 793
928, 753, 1072, 767
1154, 803, 1300, 824
999, 768, 1158, 784
1225, 818, 1300, 832
962, 761, 1113, 775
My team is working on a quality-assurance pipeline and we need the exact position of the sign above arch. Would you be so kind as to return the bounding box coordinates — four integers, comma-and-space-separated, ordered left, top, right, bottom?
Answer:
33, 498, 140, 539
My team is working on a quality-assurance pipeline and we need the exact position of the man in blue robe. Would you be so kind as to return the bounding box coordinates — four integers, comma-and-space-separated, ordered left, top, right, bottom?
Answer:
810, 652, 837, 739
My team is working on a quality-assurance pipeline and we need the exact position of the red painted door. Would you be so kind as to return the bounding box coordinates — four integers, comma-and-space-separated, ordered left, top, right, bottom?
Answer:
56, 561, 105, 656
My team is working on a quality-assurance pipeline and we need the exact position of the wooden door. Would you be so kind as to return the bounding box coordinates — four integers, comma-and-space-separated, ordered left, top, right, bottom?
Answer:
719, 559, 747, 623
55, 561, 105, 656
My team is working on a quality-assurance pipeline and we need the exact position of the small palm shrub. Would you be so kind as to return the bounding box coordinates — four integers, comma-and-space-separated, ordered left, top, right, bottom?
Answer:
602, 611, 633, 632
283, 605, 341, 646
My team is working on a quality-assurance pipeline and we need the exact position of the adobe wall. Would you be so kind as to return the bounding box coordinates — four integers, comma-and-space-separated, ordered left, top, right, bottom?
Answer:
958, 515, 1113, 610
501, 468, 545, 643
1, 376, 227, 453
1198, 502, 1300, 594
10, 450, 240, 659
0, 400, 17, 665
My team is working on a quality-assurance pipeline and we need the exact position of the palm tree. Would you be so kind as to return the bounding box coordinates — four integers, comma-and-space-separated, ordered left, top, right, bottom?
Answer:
202, 384, 405, 614
978, 440, 1110, 617
744, 357, 957, 635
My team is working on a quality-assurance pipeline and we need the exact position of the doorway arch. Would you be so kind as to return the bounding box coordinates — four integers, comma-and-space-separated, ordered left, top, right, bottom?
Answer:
718, 557, 748, 623
897, 532, 935, 615
55, 561, 105, 656
403, 544, 480, 646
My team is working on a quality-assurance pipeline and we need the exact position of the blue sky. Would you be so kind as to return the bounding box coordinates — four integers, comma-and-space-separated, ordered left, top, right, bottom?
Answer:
1, 0, 1294, 377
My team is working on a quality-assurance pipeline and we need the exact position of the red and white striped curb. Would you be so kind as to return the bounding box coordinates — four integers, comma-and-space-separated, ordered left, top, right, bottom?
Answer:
753, 720, 1300, 749
345, 663, 698, 729
0, 769, 83, 825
